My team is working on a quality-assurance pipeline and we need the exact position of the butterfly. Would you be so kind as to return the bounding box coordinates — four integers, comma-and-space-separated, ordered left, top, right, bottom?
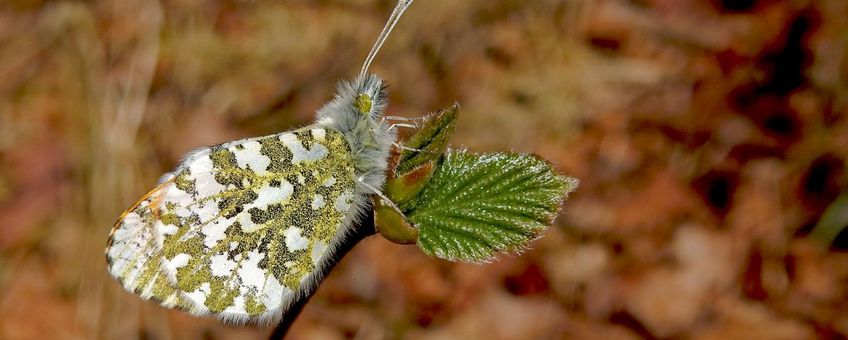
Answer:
105, 0, 414, 325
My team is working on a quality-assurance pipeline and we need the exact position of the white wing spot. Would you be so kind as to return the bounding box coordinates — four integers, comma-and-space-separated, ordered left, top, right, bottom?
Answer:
195, 200, 220, 222
175, 207, 192, 218
157, 221, 178, 236
335, 190, 353, 212
311, 241, 327, 266
163, 253, 191, 282
210, 253, 237, 277
232, 140, 271, 175
284, 227, 308, 251
173, 253, 191, 266
248, 181, 293, 211
280, 133, 329, 164
261, 275, 291, 310
238, 211, 262, 233
323, 176, 336, 187
163, 187, 193, 210
185, 282, 211, 310
311, 128, 326, 142
224, 295, 247, 314
115, 213, 141, 237
187, 155, 227, 196
188, 154, 214, 174
201, 221, 229, 248
192, 171, 226, 198
237, 250, 267, 288
311, 194, 325, 210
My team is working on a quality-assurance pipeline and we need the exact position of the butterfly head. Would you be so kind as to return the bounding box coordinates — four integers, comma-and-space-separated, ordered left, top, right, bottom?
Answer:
351, 73, 387, 119
315, 73, 389, 136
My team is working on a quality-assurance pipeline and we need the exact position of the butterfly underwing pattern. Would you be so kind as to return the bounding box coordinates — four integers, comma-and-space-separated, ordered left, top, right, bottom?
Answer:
106, 0, 413, 325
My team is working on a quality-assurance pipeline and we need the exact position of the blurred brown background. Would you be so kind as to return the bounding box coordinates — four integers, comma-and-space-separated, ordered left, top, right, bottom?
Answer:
1, 0, 847, 339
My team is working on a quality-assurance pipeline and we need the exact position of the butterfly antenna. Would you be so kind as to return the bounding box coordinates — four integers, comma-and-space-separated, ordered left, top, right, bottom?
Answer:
359, 0, 414, 78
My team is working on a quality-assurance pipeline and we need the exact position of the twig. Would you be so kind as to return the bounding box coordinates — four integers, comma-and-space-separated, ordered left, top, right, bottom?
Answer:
268, 209, 377, 340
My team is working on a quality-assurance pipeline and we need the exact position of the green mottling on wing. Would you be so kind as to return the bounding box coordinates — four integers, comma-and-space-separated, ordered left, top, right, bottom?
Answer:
245, 296, 265, 315
171, 236, 207, 292
134, 250, 162, 293
151, 274, 178, 302
261, 135, 293, 173
211, 148, 246, 188
206, 278, 240, 313
175, 295, 196, 311
281, 249, 312, 289
112, 127, 357, 317
160, 212, 179, 226
174, 171, 197, 194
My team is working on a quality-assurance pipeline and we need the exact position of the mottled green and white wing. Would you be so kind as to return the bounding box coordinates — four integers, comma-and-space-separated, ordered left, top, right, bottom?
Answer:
106, 127, 360, 324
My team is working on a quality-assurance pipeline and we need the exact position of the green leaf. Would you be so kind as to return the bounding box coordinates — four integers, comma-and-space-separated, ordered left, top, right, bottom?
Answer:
404, 151, 578, 263
372, 196, 418, 244
376, 105, 459, 244
395, 104, 458, 175
384, 161, 436, 206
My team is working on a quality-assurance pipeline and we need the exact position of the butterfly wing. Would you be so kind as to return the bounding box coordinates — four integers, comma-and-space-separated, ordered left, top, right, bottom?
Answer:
106, 127, 360, 324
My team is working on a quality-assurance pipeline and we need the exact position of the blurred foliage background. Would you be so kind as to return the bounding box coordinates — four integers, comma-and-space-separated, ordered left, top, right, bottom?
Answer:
1, 0, 847, 339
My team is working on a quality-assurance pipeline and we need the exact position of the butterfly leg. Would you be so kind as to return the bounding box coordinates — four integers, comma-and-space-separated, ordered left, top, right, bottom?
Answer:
380, 115, 426, 128
387, 123, 417, 132
382, 115, 428, 122
366, 125, 433, 153
389, 140, 437, 154
357, 175, 403, 211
